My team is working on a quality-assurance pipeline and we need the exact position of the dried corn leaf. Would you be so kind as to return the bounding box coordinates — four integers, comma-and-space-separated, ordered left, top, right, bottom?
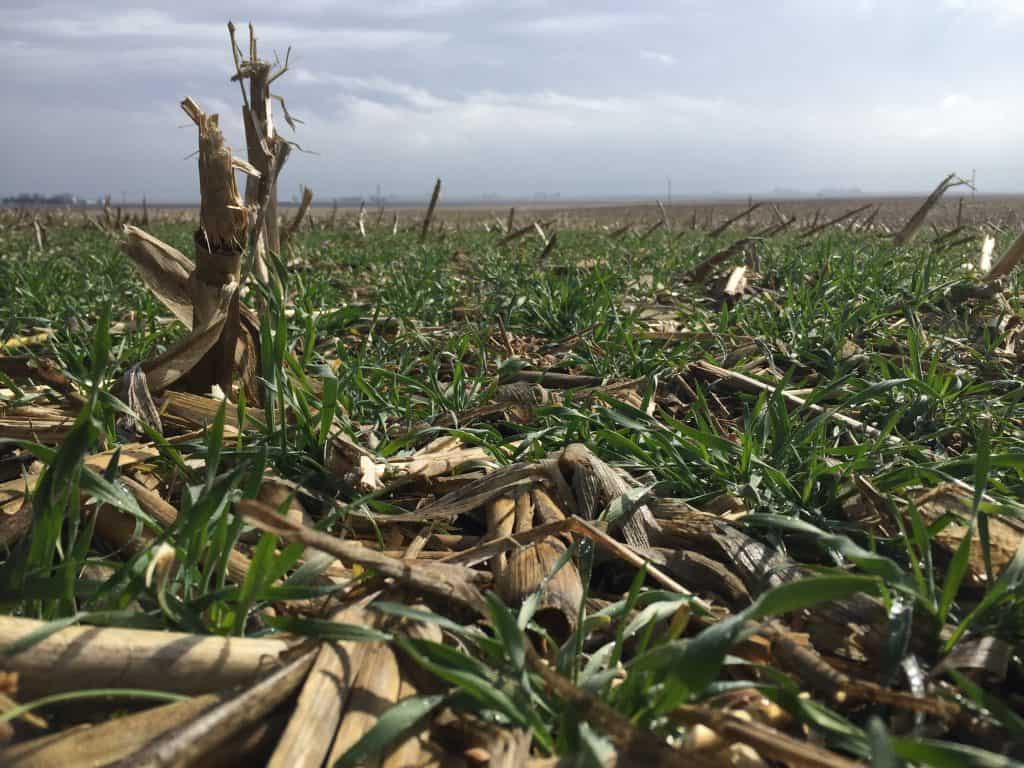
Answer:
914, 484, 1023, 584
121, 225, 195, 328
141, 306, 230, 394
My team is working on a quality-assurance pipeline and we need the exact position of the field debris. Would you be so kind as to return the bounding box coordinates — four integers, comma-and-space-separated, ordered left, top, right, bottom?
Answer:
0, 20, 1023, 768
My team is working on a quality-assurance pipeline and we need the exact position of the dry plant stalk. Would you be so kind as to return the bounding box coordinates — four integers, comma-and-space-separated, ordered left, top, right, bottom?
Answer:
0, 694, 224, 768
123, 97, 255, 400
0, 442, 159, 523
119, 227, 195, 328
118, 364, 163, 436
723, 265, 748, 299
495, 537, 583, 639
160, 389, 266, 433
538, 231, 559, 261
486, 496, 517, 573
672, 705, 864, 768
499, 220, 540, 246
685, 238, 755, 284
913, 484, 1023, 583
0, 616, 292, 699
893, 173, 971, 246
420, 177, 442, 243
107, 649, 316, 768
800, 202, 873, 239
234, 499, 490, 611
979, 234, 996, 273
181, 97, 249, 395
325, 642, 402, 765
709, 201, 761, 238
559, 443, 660, 553
267, 600, 377, 768
488, 491, 583, 639
93, 475, 253, 583
0, 402, 79, 444
229, 21, 295, 286
639, 219, 665, 242
283, 184, 314, 247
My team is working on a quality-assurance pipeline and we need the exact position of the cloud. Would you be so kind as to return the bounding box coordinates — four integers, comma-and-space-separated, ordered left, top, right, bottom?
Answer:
640, 49, 676, 65
943, 0, 1024, 16
276, 78, 1024, 196
294, 70, 449, 109
5, 0, 1024, 200
519, 13, 663, 34
214, 0, 537, 18
2, 10, 448, 50
269, 0, 478, 16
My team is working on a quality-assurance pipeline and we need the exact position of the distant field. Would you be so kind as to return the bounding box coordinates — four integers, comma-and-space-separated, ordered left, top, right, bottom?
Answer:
60, 192, 1024, 232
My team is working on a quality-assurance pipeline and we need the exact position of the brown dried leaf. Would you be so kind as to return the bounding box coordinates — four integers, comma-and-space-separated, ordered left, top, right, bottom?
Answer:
121, 225, 194, 328
141, 303, 230, 394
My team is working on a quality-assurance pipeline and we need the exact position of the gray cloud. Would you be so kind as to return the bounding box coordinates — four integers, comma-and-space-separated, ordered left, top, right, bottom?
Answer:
5, 0, 1024, 201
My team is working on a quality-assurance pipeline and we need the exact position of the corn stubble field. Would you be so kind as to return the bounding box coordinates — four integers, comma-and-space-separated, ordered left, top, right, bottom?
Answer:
2, 25, 1024, 768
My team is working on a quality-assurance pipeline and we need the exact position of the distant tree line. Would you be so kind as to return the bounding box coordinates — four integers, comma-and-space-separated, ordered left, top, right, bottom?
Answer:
2, 193, 82, 206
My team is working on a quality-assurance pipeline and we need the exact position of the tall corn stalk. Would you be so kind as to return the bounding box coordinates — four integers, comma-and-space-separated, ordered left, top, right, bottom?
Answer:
121, 24, 301, 403
228, 22, 298, 291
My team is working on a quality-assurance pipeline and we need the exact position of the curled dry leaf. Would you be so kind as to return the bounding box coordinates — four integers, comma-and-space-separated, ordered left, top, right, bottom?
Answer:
121, 225, 195, 329
141, 305, 230, 394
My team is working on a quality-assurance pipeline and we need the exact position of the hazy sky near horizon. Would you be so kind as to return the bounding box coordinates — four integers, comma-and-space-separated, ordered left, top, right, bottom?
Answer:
5, 0, 1024, 201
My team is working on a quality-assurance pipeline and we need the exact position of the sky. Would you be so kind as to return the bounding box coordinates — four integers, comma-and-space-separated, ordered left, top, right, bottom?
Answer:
5, 0, 1024, 202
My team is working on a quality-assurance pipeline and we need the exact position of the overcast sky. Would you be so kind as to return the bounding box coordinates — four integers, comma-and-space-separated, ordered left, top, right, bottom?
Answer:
5, 0, 1024, 202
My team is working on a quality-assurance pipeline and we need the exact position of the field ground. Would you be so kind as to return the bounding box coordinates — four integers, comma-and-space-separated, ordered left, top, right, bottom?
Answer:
0, 193, 1022, 766
93, 192, 1024, 231
315, 193, 1024, 230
